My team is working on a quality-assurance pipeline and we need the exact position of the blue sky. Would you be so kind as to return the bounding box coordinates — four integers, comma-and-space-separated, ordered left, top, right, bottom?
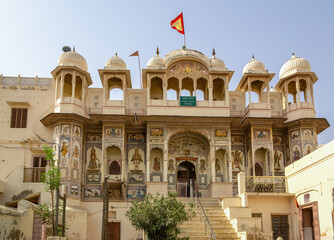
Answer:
0, 1, 333, 144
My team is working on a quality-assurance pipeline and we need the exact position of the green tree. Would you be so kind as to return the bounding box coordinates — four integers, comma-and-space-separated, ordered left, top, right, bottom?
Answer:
125, 192, 196, 240
36, 145, 62, 237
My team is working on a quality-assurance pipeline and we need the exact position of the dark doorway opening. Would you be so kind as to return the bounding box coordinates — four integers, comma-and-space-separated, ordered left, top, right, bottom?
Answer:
177, 161, 196, 197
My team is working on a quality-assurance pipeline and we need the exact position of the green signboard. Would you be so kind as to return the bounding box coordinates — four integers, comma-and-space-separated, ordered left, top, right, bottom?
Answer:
180, 96, 196, 107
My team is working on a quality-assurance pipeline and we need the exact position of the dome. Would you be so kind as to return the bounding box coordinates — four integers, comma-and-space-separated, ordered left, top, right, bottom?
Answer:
279, 54, 311, 79
165, 48, 210, 68
147, 47, 165, 69
105, 54, 127, 70
242, 56, 266, 75
58, 49, 88, 72
210, 48, 226, 71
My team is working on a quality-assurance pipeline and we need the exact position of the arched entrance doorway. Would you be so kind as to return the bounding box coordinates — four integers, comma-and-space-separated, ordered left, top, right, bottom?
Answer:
177, 161, 196, 197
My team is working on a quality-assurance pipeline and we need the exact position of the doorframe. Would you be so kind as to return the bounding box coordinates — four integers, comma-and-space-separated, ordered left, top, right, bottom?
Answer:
270, 213, 290, 240
299, 201, 320, 240
107, 220, 121, 240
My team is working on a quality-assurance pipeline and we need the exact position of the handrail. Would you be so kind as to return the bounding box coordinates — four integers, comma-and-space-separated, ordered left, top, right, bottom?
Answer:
191, 179, 217, 240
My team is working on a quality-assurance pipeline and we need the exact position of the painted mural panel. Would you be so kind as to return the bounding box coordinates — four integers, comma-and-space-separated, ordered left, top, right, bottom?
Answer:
128, 148, 145, 173
60, 137, 70, 167
70, 184, 80, 196
105, 128, 122, 138
303, 129, 313, 140
231, 149, 245, 172
273, 136, 283, 145
86, 132, 102, 143
215, 129, 227, 138
304, 141, 314, 155
254, 129, 270, 140
86, 146, 102, 171
150, 128, 163, 137
168, 61, 208, 74
168, 159, 175, 174
128, 133, 145, 143
199, 159, 207, 174
231, 136, 243, 145
84, 187, 101, 198
273, 149, 284, 171
128, 173, 144, 184
290, 130, 300, 141
86, 173, 101, 184
127, 188, 145, 199
61, 124, 71, 135
291, 143, 302, 161
152, 157, 161, 173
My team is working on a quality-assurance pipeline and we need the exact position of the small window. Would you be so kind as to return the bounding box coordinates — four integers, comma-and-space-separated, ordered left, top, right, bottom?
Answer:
271, 105, 275, 110
94, 102, 99, 107
33, 156, 47, 168
134, 103, 139, 109
232, 105, 236, 110
94, 95, 99, 100
270, 98, 275, 104
11, 108, 28, 128
304, 193, 310, 203
232, 98, 236, 103
134, 96, 139, 101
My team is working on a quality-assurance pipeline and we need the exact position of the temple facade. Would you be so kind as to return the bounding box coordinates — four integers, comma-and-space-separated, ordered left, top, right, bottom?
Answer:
0, 47, 329, 239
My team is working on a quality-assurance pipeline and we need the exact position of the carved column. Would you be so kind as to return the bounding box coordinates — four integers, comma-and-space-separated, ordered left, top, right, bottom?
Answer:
296, 78, 300, 107
163, 77, 167, 106
71, 71, 76, 103
225, 77, 229, 106
163, 133, 168, 182
82, 76, 86, 107
209, 76, 213, 106
284, 82, 289, 112
60, 72, 64, 102
248, 79, 252, 105
146, 137, 150, 182
211, 140, 216, 183
54, 76, 59, 104
122, 76, 126, 106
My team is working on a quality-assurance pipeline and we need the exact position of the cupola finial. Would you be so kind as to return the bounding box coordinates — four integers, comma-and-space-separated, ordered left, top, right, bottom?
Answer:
156, 46, 160, 56
115, 52, 118, 56
252, 54, 255, 60
212, 47, 216, 58
73, 46, 76, 52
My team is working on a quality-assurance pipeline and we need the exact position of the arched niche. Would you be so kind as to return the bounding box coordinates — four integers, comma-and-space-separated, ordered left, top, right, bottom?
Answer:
288, 81, 297, 104
299, 79, 308, 102
215, 148, 228, 182
74, 76, 82, 100
108, 77, 123, 100
249, 80, 266, 103
213, 78, 225, 101
181, 77, 194, 96
150, 148, 163, 173
63, 73, 72, 98
197, 78, 208, 101
106, 146, 122, 175
254, 147, 270, 176
150, 77, 163, 100
167, 77, 179, 100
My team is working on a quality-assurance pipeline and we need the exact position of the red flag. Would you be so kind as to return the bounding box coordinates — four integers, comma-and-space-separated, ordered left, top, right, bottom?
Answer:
171, 13, 185, 35
294, 197, 299, 208
129, 51, 139, 57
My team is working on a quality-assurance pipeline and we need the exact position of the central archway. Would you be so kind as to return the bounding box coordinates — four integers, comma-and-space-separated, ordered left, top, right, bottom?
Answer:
177, 161, 196, 197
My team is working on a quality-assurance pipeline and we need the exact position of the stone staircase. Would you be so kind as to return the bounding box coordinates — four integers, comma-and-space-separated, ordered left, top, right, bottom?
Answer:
178, 197, 240, 240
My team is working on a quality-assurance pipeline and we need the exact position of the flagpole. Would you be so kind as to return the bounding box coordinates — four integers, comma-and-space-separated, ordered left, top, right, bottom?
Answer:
138, 54, 142, 89
184, 34, 186, 48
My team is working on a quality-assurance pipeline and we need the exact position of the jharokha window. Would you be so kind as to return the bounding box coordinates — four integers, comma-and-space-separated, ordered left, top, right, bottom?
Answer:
10, 108, 28, 128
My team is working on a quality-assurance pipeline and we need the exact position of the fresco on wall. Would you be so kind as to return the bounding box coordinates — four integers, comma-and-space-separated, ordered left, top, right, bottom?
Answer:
232, 136, 243, 145
109, 184, 122, 199
128, 173, 144, 184
290, 130, 300, 141
168, 61, 208, 74
127, 188, 145, 199
273, 136, 283, 145
86, 173, 101, 184
73, 125, 81, 137
150, 128, 163, 137
84, 187, 101, 198
71, 159, 79, 181
105, 128, 122, 138
86, 132, 102, 143
168, 159, 175, 173
72, 138, 80, 159
152, 157, 161, 172
215, 129, 227, 138
60, 138, 70, 167
303, 129, 313, 140
199, 159, 206, 174
54, 125, 59, 136
231, 150, 244, 172
61, 124, 71, 135
255, 130, 270, 140
291, 144, 301, 161
128, 133, 145, 143
128, 148, 145, 173
304, 142, 314, 155
70, 185, 79, 196
273, 150, 283, 171
86, 146, 102, 171
168, 137, 208, 156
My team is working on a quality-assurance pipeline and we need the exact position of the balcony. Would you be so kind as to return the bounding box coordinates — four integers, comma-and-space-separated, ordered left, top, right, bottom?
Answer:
23, 167, 45, 182
245, 176, 287, 193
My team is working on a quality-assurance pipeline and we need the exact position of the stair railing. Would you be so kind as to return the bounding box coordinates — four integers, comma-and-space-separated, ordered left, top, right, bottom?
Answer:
191, 179, 217, 240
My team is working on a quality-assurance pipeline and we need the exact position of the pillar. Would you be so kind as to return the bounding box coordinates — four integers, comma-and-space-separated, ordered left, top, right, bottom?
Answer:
122, 76, 126, 106
296, 78, 300, 107
211, 141, 216, 183
163, 135, 168, 182
54, 76, 59, 104
71, 71, 76, 103
248, 80, 251, 105
60, 72, 64, 102
225, 77, 229, 106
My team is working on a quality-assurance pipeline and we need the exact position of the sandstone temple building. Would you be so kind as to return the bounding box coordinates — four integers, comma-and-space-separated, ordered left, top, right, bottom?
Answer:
0, 47, 330, 240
